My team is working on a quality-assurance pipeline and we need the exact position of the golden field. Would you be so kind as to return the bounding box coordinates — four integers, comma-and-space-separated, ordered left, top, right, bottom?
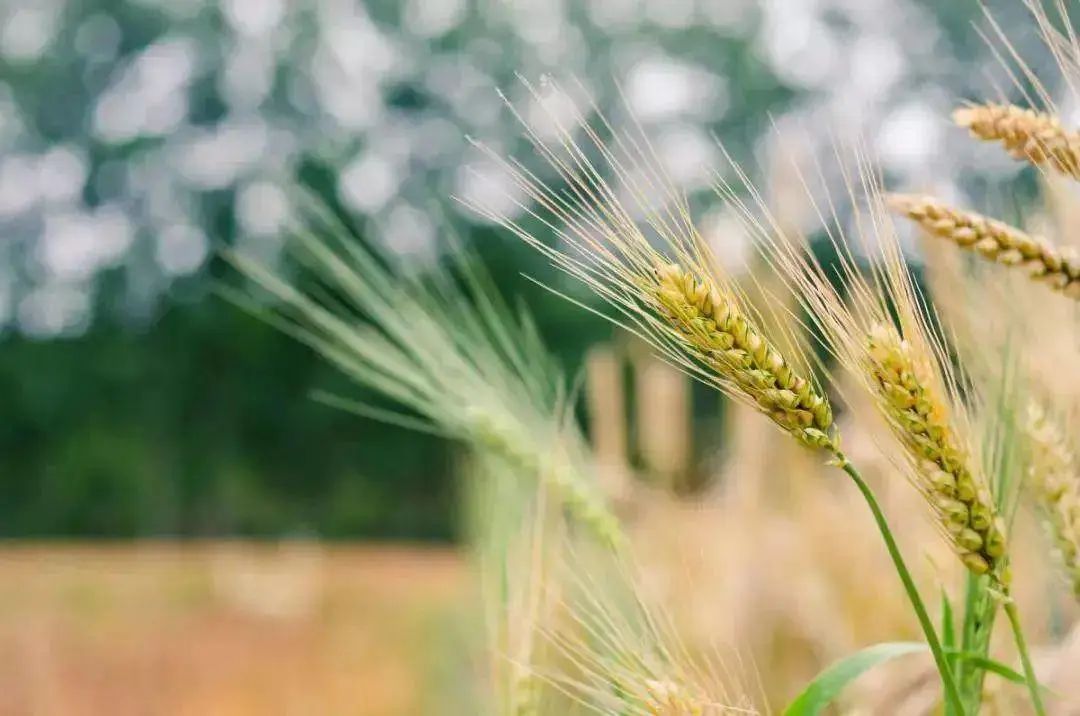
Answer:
0, 543, 463, 716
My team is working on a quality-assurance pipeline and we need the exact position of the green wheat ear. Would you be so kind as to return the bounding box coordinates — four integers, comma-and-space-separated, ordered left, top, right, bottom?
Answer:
228, 194, 623, 549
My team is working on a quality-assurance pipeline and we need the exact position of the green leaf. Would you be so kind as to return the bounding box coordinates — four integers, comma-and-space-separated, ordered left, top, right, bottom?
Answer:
783, 642, 927, 716
941, 591, 955, 652
947, 652, 1026, 685
945, 650, 1056, 695
940, 591, 960, 716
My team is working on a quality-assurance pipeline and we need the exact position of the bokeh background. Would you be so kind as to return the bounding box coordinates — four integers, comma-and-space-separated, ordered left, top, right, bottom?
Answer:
0, 0, 1067, 713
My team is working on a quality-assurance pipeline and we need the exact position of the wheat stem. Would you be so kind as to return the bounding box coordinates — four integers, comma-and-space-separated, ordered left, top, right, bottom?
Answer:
1003, 600, 1047, 716
954, 103, 1080, 180
887, 194, 1080, 301
835, 457, 966, 715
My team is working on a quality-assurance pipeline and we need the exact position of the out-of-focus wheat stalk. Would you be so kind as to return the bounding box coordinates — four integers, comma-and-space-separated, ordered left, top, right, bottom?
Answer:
1025, 402, 1080, 600
632, 349, 691, 490
887, 193, 1080, 300
466, 454, 562, 715
954, 103, 1080, 180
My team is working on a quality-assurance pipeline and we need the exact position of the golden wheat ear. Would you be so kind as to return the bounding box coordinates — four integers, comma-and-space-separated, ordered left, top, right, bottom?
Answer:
1025, 402, 1080, 600
652, 263, 835, 451
954, 102, 1080, 180
886, 193, 1080, 300
865, 323, 1008, 581
465, 78, 839, 457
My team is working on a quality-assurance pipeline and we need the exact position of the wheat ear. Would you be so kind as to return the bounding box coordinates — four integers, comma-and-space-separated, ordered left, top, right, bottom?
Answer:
954, 103, 1080, 180
887, 193, 1080, 300
866, 323, 1008, 583
1025, 402, 1080, 599
653, 263, 835, 451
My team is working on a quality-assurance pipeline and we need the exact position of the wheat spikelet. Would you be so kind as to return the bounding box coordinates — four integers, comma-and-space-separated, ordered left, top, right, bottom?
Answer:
653, 263, 835, 451
1025, 402, 1080, 599
954, 103, 1080, 179
866, 323, 1008, 582
887, 193, 1080, 300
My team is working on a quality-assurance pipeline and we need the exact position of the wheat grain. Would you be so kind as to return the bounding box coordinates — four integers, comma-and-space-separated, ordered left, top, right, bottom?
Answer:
954, 103, 1080, 180
1025, 402, 1080, 598
866, 323, 1009, 582
887, 193, 1080, 300
653, 263, 835, 451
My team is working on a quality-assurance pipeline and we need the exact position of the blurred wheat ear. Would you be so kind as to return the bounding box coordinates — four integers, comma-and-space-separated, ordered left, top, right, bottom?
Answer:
954, 103, 1080, 180
1025, 402, 1080, 600
224, 191, 623, 549
887, 193, 1080, 300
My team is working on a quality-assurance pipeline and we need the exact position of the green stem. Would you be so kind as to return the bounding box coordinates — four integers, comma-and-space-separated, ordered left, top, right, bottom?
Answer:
1003, 599, 1046, 716
836, 457, 966, 716
958, 573, 996, 714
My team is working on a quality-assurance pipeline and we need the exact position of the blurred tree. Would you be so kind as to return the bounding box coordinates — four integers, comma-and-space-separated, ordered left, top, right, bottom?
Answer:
0, 0, 1030, 538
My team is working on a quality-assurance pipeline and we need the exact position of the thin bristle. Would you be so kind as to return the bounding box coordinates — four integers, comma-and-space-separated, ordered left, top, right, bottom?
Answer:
866, 322, 1009, 583
544, 545, 760, 716
954, 102, 1080, 179
652, 263, 835, 450
1026, 402, 1080, 599
887, 193, 1080, 300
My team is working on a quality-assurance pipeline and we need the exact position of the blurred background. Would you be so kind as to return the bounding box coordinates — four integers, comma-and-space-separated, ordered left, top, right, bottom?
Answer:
0, 0, 1068, 713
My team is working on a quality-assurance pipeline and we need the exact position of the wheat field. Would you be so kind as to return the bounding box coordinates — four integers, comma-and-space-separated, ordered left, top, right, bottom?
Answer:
0, 544, 462, 716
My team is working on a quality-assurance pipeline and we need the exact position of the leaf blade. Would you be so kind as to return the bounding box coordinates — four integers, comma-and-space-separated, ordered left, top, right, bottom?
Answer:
783, 642, 927, 716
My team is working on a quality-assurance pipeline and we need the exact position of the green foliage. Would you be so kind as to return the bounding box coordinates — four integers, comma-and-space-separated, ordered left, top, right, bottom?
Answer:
0, 298, 454, 538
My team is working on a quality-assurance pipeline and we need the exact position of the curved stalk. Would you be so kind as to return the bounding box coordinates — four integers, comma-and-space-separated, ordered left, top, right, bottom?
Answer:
835, 456, 966, 716
1004, 599, 1046, 716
